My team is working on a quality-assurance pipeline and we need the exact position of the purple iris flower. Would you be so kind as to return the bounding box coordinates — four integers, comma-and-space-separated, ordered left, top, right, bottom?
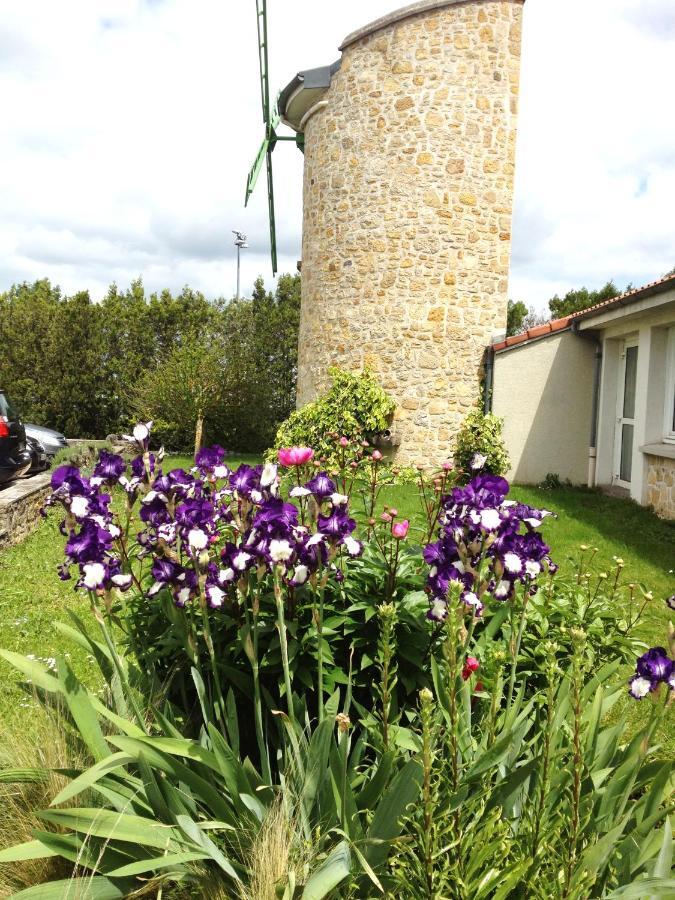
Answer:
93, 451, 126, 483
131, 453, 157, 479
636, 647, 674, 685
195, 445, 226, 474
229, 464, 261, 498
305, 472, 336, 500
317, 509, 356, 538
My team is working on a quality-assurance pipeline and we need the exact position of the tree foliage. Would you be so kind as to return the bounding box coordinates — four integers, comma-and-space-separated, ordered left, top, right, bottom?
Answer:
547, 280, 621, 320
0, 275, 301, 451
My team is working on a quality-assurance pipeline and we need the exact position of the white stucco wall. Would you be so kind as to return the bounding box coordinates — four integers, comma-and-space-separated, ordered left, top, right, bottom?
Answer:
492, 331, 596, 484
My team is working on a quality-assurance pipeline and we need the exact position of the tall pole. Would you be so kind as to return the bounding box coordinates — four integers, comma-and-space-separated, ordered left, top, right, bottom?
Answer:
232, 231, 248, 300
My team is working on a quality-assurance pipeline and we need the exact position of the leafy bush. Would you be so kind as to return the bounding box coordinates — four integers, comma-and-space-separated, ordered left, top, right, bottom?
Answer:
0, 427, 672, 896
272, 367, 396, 467
454, 405, 510, 477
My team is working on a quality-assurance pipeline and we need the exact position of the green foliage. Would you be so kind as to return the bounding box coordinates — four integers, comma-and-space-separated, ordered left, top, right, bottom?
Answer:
272, 367, 396, 465
454, 405, 510, 476
548, 279, 622, 320
506, 300, 547, 336
0, 275, 300, 451
131, 339, 225, 452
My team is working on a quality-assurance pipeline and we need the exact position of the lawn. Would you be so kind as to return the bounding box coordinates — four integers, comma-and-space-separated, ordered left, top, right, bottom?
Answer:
0, 458, 672, 746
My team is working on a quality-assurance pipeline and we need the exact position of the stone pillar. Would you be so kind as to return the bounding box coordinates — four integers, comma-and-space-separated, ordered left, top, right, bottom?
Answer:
295, 0, 525, 465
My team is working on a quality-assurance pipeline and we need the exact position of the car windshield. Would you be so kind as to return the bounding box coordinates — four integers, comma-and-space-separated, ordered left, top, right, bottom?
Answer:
0, 393, 17, 419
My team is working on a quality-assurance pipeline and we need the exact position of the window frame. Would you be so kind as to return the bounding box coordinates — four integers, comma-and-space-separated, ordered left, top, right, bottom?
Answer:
664, 327, 675, 444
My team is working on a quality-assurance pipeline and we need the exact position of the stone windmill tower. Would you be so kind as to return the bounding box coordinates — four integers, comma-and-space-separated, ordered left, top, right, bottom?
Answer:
276, 0, 526, 464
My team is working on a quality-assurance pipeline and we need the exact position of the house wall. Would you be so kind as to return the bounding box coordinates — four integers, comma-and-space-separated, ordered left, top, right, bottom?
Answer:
297, 0, 525, 465
591, 295, 675, 515
492, 331, 596, 484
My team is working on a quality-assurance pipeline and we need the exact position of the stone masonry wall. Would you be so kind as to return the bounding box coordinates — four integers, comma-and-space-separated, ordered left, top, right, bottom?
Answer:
0, 472, 51, 551
646, 454, 675, 520
297, 0, 525, 465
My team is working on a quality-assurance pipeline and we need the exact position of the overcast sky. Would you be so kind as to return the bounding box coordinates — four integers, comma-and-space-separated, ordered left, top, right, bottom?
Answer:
1, 0, 673, 311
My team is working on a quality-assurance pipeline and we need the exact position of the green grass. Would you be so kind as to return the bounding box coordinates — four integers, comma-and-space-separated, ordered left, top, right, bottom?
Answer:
0, 461, 672, 744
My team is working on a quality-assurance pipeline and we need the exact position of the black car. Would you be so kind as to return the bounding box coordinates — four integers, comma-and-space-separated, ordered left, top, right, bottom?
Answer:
0, 391, 32, 485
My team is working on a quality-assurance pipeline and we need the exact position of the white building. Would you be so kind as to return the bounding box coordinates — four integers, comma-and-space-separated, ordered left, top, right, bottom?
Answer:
490, 274, 675, 518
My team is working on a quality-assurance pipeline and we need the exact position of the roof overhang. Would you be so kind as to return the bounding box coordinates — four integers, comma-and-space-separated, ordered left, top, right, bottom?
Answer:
278, 61, 341, 132
575, 283, 675, 331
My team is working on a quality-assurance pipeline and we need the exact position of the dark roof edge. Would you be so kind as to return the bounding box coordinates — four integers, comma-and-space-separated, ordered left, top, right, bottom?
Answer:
278, 60, 341, 128
340, 0, 525, 51
570, 272, 675, 324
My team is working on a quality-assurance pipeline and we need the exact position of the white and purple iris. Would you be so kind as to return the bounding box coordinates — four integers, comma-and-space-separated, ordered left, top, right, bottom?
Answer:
628, 647, 674, 699
423, 473, 554, 622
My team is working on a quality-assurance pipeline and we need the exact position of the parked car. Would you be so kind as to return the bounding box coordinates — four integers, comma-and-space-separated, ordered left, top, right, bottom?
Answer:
24, 423, 68, 460
26, 435, 49, 474
0, 391, 32, 485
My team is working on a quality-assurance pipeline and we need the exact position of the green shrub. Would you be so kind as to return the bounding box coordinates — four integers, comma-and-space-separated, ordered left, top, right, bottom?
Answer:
454, 405, 510, 476
271, 367, 396, 465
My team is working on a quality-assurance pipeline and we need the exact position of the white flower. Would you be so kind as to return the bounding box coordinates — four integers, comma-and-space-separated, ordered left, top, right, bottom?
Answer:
292, 564, 309, 585
525, 560, 541, 578
289, 486, 311, 498
70, 496, 89, 518
111, 573, 132, 590
463, 592, 483, 614
343, 536, 362, 557
250, 490, 263, 504
148, 581, 164, 596
330, 492, 349, 506
233, 551, 251, 571
470, 452, 487, 470
269, 539, 293, 562
480, 508, 501, 531
142, 490, 168, 505
218, 567, 235, 584
494, 579, 511, 599
214, 464, 230, 479
629, 676, 652, 699
503, 552, 522, 574
176, 587, 191, 606
188, 529, 208, 551
261, 462, 278, 487
207, 585, 225, 608
82, 563, 106, 589
133, 422, 151, 443
308, 533, 326, 547
430, 599, 448, 621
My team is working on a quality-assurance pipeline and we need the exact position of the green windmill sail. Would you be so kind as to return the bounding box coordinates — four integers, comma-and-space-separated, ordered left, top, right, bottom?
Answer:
244, 0, 303, 275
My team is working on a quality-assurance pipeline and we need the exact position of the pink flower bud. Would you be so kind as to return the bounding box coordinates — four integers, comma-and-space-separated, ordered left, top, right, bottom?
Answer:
339, 436, 349, 448
372, 450, 383, 461
442, 461, 453, 471
389, 508, 398, 517
392, 519, 409, 540
278, 447, 314, 467
381, 512, 392, 523
350, 461, 358, 469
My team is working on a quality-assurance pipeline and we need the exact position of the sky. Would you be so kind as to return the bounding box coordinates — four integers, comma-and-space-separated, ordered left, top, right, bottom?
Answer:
0, 0, 673, 312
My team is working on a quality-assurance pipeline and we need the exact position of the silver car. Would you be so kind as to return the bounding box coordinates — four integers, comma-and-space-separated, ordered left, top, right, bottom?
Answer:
24, 424, 68, 460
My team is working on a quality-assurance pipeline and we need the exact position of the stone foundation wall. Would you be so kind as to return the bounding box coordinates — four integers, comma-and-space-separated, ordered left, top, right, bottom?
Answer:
297, 0, 525, 465
646, 454, 675, 519
0, 473, 51, 550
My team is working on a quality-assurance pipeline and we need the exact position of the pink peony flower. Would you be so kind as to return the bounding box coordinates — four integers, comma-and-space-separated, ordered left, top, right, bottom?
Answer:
372, 450, 383, 461
462, 656, 480, 680
339, 436, 349, 448
392, 519, 410, 540
278, 446, 314, 467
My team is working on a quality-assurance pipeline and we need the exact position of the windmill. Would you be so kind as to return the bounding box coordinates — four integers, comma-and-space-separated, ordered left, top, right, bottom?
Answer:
244, 0, 303, 275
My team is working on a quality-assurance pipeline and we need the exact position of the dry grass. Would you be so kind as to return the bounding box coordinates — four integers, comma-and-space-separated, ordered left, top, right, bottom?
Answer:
0, 696, 87, 896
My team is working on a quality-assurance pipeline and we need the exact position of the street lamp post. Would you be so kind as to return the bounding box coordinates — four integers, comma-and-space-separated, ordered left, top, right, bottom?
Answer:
232, 231, 248, 300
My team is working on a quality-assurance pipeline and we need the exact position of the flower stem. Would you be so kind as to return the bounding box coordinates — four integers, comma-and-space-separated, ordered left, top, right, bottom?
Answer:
274, 573, 295, 724
506, 589, 530, 712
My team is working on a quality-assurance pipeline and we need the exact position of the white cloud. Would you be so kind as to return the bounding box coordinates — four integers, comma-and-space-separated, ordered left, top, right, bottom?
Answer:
0, 0, 673, 308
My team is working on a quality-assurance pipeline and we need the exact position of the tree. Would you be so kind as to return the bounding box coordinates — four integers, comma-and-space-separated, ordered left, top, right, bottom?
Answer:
506, 300, 528, 336
548, 280, 620, 320
132, 340, 225, 454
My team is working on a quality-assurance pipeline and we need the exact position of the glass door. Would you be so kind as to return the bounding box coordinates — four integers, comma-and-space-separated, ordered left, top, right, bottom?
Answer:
613, 341, 638, 487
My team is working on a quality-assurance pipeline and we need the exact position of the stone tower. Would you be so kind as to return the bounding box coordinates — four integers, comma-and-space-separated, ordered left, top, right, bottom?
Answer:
279, 0, 525, 464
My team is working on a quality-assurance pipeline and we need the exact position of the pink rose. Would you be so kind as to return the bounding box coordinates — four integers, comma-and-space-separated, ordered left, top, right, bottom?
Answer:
392, 519, 409, 540
278, 446, 314, 467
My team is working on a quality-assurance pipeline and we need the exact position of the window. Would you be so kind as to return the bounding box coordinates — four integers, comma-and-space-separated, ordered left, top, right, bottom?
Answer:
665, 328, 675, 443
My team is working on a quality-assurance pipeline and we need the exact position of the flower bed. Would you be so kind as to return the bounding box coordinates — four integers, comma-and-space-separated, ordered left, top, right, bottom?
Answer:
0, 426, 672, 898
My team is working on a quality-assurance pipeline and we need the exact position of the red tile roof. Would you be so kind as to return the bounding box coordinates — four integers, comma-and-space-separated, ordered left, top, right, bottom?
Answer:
492, 272, 675, 353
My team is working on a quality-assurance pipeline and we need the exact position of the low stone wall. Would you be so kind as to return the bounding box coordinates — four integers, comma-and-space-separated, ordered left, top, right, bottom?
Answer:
0, 472, 52, 550
645, 453, 675, 519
